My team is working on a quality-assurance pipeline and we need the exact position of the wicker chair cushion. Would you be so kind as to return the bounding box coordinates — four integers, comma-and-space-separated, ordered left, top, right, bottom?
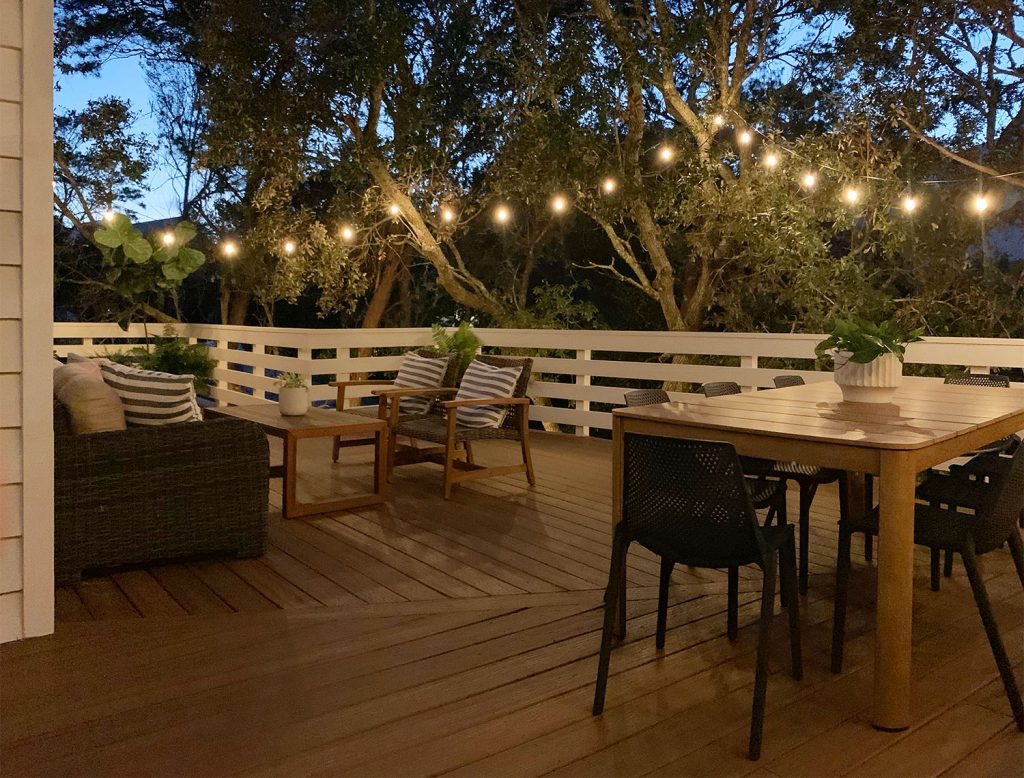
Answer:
454, 360, 523, 428
100, 362, 201, 426
394, 352, 452, 415
395, 415, 522, 444
343, 405, 383, 420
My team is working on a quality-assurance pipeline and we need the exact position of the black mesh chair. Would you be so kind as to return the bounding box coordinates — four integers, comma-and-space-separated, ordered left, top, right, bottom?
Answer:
920, 373, 1022, 586
831, 447, 1024, 731
701, 381, 845, 593
593, 435, 801, 760
624, 388, 670, 407
773, 375, 806, 389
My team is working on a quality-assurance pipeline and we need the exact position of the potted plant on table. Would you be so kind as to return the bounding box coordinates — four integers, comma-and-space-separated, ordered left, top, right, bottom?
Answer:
277, 372, 310, 416
815, 318, 924, 403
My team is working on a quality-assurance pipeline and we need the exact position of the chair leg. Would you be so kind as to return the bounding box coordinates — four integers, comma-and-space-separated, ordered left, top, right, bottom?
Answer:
615, 541, 629, 640
656, 558, 674, 649
749, 554, 777, 761
930, 548, 941, 592
332, 435, 341, 463
961, 541, 1024, 731
442, 434, 458, 500
864, 475, 874, 562
463, 440, 474, 465
780, 533, 802, 681
943, 548, 954, 578
593, 534, 627, 716
797, 481, 817, 595
1007, 531, 1024, 588
831, 525, 854, 674
727, 566, 739, 641
518, 412, 536, 486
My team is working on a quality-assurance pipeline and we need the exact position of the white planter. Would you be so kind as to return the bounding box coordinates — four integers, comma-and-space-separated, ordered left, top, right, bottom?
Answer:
278, 386, 309, 416
832, 351, 903, 404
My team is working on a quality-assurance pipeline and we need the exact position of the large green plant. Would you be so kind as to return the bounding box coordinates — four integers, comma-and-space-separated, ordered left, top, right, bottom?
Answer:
93, 214, 205, 328
815, 318, 925, 365
431, 322, 481, 379
107, 327, 216, 394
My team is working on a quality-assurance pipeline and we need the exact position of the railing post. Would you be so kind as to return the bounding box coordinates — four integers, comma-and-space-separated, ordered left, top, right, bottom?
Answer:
740, 354, 758, 392
297, 343, 313, 405
576, 349, 591, 437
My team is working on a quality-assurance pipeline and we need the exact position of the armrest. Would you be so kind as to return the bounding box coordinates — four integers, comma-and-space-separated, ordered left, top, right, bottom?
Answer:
372, 386, 459, 399
328, 379, 394, 388
441, 396, 528, 409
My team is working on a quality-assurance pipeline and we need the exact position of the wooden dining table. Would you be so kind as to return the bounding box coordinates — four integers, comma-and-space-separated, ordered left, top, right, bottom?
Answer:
612, 379, 1024, 731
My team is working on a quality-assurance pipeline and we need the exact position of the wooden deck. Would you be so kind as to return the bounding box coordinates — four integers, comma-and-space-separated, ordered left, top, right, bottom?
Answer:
2, 433, 1021, 776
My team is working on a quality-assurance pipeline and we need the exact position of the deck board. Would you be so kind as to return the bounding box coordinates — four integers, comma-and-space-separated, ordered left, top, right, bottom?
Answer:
2, 432, 1020, 776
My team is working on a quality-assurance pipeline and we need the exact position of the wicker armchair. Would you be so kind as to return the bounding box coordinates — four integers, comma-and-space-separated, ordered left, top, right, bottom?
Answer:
54, 399, 269, 584
375, 355, 535, 498
594, 434, 800, 760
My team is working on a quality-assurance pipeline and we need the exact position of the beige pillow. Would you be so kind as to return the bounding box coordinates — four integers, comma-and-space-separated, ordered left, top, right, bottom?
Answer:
53, 361, 102, 393
54, 369, 127, 435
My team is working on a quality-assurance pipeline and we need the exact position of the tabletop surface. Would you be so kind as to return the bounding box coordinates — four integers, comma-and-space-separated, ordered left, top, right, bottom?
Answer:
613, 380, 1024, 450
206, 402, 385, 432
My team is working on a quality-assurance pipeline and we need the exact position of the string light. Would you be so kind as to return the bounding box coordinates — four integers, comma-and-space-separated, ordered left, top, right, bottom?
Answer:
658, 145, 674, 163
102, 209, 116, 223
601, 177, 618, 194
339, 225, 355, 241
762, 152, 779, 169
711, 114, 725, 128
220, 240, 238, 257
550, 194, 568, 214
282, 240, 296, 255
801, 172, 817, 190
51, 179, 58, 191
737, 130, 753, 146
161, 231, 175, 246
441, 206, 456, 223
388, 203, 401, 217
843, 187, 860, 205
494, 204, 511, 224
972, 193, 989, 214
901, 195, 919, 214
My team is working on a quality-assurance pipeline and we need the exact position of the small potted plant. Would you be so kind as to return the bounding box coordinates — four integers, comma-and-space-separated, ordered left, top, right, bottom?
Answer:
815, 318, 924, 403
276, 372, 310, 416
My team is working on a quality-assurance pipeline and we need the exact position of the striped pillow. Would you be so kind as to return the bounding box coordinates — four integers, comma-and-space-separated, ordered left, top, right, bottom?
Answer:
393, 352, 451, 415
99, 362, 201, 426
453, 360, 523, 428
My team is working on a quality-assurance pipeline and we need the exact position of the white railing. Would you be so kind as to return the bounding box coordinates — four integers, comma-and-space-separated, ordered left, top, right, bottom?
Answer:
53, 323, 1024, 434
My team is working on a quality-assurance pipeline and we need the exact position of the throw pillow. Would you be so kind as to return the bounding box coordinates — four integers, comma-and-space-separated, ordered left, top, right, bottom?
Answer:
100, 362, 201, 426
53, 370, 127, 434
67, 352, 111, 365
453, 360, 523, 428
392, 352, 451, 415
53, 360, 102, 391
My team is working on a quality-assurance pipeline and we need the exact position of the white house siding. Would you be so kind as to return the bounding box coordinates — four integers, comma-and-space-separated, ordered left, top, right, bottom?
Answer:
0, 0, 54, 642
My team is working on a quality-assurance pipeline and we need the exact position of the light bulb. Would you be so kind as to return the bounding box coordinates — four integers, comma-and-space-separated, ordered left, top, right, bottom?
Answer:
973, 193, 989, 214
658, 145, 674, 162
494, 204, 511, 224
601, 177, 617, 194
844, 187, 860, 205
51, 179, 58, 191
901, 195, 918, 214
220, 240, 238, 257
282, 240, 296, 255
388, 203, 401, 216
441, 207, 456, 223
762, 152, 779, 169
102, 209, 116, 223
161, 231, 175, 246
801, 172, 817, 189
737, 130, 752, 146
339, 225, 355, 241
550, 194, 568, 213
711, 114, 724, 128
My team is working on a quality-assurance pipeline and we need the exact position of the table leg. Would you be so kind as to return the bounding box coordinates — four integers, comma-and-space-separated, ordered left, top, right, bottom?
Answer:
374, 427, 388, 498
873, 449, 917, 731
283, 433, 298, 520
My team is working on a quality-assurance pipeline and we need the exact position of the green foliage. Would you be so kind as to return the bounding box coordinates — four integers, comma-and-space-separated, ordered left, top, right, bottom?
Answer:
94, 213, 205, 327
106, 327, 215, 393
430, 322, 481, 379
815, 318, 925, 365
276, 372, 308, 389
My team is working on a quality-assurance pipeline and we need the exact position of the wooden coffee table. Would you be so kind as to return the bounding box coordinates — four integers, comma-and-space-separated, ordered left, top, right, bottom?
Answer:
206, 403, 388, 519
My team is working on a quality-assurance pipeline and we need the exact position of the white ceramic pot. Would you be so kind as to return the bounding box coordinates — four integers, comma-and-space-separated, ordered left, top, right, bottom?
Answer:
832, 351, 903, 404
278, 386, 309, 416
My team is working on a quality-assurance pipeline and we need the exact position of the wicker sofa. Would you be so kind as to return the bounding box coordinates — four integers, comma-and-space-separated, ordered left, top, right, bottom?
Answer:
54, 398, 270, 584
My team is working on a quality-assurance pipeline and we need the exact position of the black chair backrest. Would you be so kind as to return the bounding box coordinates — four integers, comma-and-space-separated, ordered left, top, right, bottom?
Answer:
622, 434, 765, 568
973, 447, 1024, 552
774, 375, 805, 389
945, 373, 1011, 388
702, 381, 741, 397
624, 389, 670, 407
